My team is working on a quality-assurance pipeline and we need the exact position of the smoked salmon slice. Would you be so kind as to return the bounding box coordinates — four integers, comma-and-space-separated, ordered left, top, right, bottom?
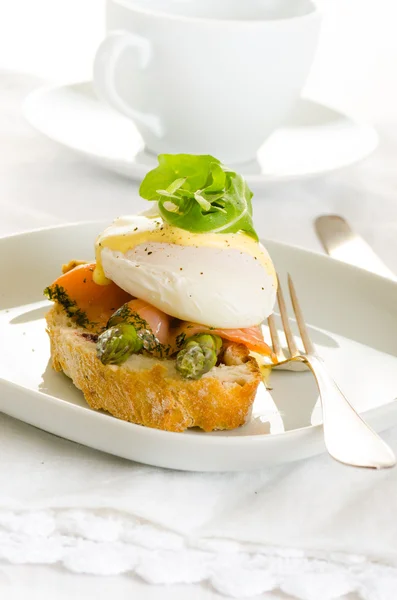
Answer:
111, 299, 171, 346
44, 263, 132, 330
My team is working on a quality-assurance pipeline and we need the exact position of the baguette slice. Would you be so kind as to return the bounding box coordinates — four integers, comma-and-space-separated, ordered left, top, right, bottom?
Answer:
46, 305, 262, 432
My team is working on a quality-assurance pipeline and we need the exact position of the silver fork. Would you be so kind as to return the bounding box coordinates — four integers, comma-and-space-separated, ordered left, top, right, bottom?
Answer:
268, 274, 396, 469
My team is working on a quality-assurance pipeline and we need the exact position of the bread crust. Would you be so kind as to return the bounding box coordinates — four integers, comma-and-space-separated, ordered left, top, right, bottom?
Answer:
46, 306, 261, 432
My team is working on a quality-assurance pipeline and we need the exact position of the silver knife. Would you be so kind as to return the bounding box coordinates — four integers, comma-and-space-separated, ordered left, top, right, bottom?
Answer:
315, 215, 397, 281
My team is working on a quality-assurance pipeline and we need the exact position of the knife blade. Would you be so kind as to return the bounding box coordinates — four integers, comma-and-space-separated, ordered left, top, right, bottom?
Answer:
315, 215, 397, 281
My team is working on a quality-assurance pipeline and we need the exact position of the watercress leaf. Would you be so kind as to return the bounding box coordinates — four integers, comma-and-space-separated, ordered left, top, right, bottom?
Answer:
194, 192, 212, 212
139, 154, 258, 240
140, 154, 220, 200
166, 177, 187, 194
204, 162, 227, 193
156, 190, 182, 200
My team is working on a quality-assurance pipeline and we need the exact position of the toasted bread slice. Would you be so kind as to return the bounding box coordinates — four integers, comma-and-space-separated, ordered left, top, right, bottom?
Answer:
46, 305, 262, 432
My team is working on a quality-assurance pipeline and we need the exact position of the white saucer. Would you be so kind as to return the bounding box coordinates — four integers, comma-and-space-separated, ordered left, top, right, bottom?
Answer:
23, 82, 378, 185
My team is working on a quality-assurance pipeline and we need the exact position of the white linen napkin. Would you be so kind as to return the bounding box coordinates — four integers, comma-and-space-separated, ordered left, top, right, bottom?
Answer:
1, 412, 397, 599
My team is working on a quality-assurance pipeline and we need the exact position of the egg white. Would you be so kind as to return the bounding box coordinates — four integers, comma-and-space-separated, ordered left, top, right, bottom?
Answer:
101, 241, 276, 328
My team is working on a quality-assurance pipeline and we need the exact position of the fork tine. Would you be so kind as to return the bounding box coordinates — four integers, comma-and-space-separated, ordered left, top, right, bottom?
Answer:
267, 313, 286, 363
288, 274, 315, 355
277, 275, 299, 357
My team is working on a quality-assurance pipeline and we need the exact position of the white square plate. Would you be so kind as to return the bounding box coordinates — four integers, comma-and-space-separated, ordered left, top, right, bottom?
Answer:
1, 222, 397, 471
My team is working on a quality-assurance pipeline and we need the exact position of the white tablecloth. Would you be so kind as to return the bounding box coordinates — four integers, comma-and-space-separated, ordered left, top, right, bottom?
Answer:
2, 2, 397, 599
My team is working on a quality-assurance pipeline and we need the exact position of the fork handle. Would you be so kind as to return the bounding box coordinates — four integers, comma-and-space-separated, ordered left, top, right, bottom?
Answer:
303, 354, 395, 469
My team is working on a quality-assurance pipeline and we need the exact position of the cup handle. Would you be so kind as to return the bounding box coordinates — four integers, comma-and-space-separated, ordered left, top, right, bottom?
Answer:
93, 30, 162, 135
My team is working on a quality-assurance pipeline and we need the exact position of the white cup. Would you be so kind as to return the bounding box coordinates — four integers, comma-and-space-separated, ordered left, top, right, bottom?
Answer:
94, 0, 321, 164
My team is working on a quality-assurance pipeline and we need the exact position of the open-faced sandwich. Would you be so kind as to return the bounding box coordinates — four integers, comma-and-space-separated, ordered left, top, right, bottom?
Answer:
44, 154, 277, 432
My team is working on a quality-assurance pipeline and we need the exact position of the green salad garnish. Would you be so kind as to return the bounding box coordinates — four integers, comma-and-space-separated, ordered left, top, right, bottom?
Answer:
139, 154, 258, 240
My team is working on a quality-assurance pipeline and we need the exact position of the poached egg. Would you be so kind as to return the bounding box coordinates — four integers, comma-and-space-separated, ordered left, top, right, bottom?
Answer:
94, 215, 276, 328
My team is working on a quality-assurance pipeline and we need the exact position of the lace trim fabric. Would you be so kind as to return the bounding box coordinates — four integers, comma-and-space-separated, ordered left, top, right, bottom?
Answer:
0, 509, 396, 599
